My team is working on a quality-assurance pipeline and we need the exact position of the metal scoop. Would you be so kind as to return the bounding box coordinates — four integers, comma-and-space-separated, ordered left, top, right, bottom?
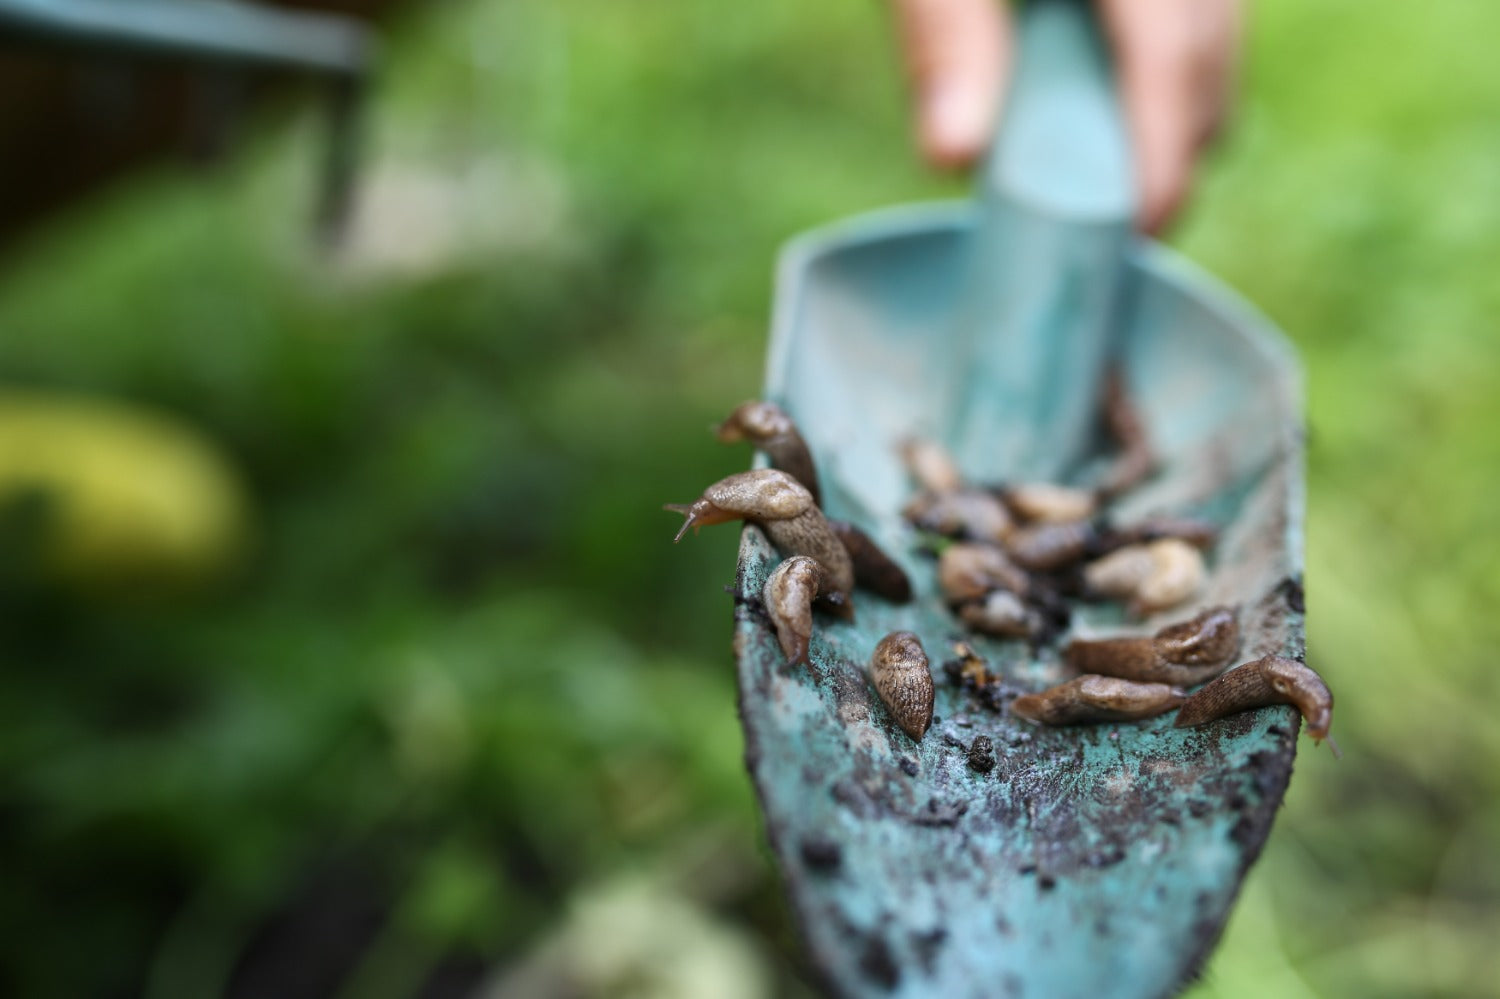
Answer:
734, 2, 1307, 995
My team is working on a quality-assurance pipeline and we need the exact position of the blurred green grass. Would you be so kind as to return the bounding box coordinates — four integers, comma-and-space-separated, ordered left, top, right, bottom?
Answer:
0, 0, 1497, 996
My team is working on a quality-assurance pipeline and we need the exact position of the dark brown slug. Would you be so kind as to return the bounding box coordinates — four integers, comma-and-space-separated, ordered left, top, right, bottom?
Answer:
666, 468, 855, 612
1010, 675, 1188, 726
903, 488, 1014, 545
763, 555, 820, 667
870, 631, 935, 740
829, 520, 913, 603
1065, 606, 1240, 685
716, 400, 821, 505
937, 542, 1030, 604
1174, 655, 1336, 748
1096, 366, 1158, 500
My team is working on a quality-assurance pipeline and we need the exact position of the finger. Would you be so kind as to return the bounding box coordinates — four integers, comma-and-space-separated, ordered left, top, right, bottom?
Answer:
892, 0, 1011, 169
1100, 0, 1240, 233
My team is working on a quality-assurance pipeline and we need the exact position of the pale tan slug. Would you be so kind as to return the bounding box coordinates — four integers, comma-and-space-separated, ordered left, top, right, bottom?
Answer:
716, 400, 822, 506
1009, 675, 1188, 726
1083, 538, 1205, 615
828, 520, 912, 603
1003, 519, 1095, 572
902, 488, 1014, 544
897, 436, 964, 495
1132, 539, 1205, 616
959, 589, 1041, 639
870, 631, 935, 740
1064, 606, 1240, 685
1174, 655, 1336, 749
1096, 366, 1158, 500
665, 469, 855, 612
1001, 483, 1098, 524
937, 542, 1030, 604
763, 555, 821, 667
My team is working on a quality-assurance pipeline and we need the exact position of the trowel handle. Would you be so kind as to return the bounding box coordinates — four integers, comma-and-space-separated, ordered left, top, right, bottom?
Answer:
976, 0, 1134, 225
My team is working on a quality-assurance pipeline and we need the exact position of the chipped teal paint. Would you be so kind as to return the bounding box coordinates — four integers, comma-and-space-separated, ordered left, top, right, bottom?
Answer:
733, 4, 1306, 996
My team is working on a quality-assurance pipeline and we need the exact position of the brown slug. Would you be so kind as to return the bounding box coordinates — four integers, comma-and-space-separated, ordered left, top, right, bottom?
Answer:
898, 436, 964, 495
1064, 606, 1240, 685
1010, 675, 1188, 726
1174, 655, 1336, 748
716, 400, 821, 505
1001, 483, 1098, 524
937, 542, 1030, 604
666, 469, 855, 612
958, 589, 1042, 640
902, 488, 1014, 545
1003, 519, 1096, 572
1083, 538, 1205, 615
1096, 366, 1157, 500
763, 555, 820, 667
1107, 515, 1219, 551
828, 520, 913, 603
870, 631, 935, 740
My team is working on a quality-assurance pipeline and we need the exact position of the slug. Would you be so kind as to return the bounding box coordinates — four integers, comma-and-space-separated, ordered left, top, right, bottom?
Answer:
1010, 675, 1188, 726
1083, 538, 1205, 615
937, 542, 1030, 604
1004, 519, 1096, 572
903, 488, 1014, 545
1096, 366, 1157, 500
666, 468, 855, 612
1106, 515, 1219, 551
763, 555, 820, 667
1064, 606, 1240, 685
829, 520, 913, 603
870, 631, 935, 740
959, 589, 1041, 640
1001, 483, 1098, 524
1174, 655, 1336, 748
716, 400, 821, 505
898, 437, 965, 495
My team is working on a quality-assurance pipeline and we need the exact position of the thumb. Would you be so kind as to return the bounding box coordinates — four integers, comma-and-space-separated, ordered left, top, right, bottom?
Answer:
892, 0, 1011, 169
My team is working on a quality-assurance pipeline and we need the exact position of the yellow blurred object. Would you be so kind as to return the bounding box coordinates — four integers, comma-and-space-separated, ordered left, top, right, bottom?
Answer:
0, 390, 250, 590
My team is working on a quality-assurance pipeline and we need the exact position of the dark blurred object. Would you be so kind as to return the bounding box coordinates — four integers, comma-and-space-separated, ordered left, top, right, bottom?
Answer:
0, 0, 393, 247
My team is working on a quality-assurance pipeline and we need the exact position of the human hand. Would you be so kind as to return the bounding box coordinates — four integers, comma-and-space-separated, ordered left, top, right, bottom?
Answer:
892, 0, 1240, 233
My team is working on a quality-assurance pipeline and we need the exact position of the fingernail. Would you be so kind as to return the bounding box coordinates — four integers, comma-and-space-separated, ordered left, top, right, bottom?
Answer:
923, 84, 988, 165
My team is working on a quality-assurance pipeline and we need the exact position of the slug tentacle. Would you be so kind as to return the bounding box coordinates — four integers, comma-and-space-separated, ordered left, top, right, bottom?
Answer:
666, 469, 854, 606
1064, 607, 1240, 685
870, 631, 935, 740
764, 556, 821, 667
1174, 655, 1336, 747
1010, 675, 1187, 726
829, 520, 912, 603
716, 400, 822, 505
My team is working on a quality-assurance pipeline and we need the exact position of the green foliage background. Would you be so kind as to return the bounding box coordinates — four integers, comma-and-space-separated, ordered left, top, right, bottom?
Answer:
1, 0, 1497, 995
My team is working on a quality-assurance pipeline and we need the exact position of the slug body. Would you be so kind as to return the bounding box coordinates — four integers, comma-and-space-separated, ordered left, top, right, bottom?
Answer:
1004, 519, 1096, 572
716, 400, 821, 505
1083, 538, 1205, 615
959, 589, 1041, 639
903, 488, 1013, 544
898, 437, 964, 495
869, 631, 935, 740
763, 555, 820, 667
938, 542, 1029, 604
666, 468, 854, 608
1105, 515, 1220, 552
1065, 606, 1240, 685
1002, 483, 1098, 524
1010, 675, 1188, 726
1096, 367, 1157, 499
1174, 655, 1335, 745
829, 520, 912, 603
